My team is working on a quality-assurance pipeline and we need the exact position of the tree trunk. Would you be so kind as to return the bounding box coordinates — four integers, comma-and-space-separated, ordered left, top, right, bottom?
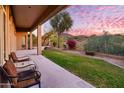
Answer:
57, 33, 60, 48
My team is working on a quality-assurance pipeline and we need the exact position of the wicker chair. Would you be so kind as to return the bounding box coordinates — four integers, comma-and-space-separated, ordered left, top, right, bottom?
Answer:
0, 60, 41, 88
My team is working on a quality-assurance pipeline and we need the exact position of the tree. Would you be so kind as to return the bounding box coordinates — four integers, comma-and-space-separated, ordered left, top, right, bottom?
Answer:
49, 31, 65, 47
50, 11, 73, 48
42, 30, 54, 46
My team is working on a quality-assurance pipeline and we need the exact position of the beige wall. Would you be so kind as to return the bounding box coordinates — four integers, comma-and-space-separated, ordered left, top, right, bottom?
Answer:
16, 32, 28, 50
0, 6, 5, 65
5, 6, 16, 59
0, 5, 16, 65
9, 16, 17, 52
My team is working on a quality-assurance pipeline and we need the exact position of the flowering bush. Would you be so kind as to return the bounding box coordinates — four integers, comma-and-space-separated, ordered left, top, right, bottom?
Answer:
66, 40, 76, 49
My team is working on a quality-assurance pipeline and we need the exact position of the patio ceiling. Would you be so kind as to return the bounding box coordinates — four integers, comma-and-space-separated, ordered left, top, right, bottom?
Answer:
11, 5, 67, 32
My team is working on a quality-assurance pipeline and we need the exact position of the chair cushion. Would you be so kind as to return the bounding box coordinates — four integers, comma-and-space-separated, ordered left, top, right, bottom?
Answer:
3, 60, 17, 84
18, 56, 29, 60
11, 52, 18, 62
10, 52, 30, 62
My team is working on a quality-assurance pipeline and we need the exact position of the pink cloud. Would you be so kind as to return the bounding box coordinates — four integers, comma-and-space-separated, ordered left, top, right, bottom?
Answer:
64, 5, 124, 36
66, 28, 104, 36
96, 6, 116, 11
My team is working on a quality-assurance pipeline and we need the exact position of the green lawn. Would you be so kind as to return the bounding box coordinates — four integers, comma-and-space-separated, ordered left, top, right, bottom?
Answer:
43, 49, 124, 88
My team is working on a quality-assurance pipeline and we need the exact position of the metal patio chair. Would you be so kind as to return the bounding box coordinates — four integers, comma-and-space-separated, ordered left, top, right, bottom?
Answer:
0, 60, 41, 88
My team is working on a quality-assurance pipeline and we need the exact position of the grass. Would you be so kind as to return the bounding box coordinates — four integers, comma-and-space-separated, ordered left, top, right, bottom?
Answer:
43, 49, 124, 88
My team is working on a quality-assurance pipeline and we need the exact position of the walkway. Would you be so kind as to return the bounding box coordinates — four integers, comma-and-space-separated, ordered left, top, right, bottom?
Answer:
16, 49, 94, 88
63, 50, 124, 69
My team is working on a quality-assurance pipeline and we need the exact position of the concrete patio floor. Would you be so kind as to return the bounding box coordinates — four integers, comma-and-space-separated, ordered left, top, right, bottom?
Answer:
16, 49, 94, 88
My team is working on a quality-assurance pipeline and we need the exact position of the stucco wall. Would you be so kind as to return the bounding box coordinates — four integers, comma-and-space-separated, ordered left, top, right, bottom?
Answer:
0, 5, 17, 65
16, 32, 28, 50
0, 6, 5, 66
9, 16, 17, 52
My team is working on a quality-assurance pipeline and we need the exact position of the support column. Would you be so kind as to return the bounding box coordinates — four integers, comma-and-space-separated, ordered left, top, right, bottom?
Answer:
30, 32, 33, 49
0, 6, 7, 88
5, 5, 9, 60
37, 25, 42, 55
0, 6, 5, 66
25, 33, 28, 49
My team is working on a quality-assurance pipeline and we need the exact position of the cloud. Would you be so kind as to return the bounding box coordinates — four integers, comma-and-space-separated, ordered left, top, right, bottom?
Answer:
96, 6, 116, 11
44, 5, 124, 36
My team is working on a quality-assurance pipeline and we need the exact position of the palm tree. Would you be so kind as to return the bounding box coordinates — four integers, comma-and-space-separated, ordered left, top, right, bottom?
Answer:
50, 11, 73, 48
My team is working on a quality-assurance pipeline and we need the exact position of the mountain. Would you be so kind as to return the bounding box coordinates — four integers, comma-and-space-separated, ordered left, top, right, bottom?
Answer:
64, 28, 124, 37
65, 28, 103, 36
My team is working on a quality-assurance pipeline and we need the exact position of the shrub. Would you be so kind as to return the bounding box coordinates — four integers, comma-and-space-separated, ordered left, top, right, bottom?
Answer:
84, 35, 124, 56
66, 40, 76, 49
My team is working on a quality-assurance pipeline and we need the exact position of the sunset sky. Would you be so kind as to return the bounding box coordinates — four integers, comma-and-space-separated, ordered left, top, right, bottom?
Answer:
43, 5, 124, 36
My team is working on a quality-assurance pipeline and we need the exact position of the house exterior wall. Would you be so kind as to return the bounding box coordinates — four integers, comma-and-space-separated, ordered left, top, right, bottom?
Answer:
0, 5, 31, 66
0, 5, 16, 65
16, 32, 28, 50
0, 5, 43, 65
0, 6, 5, 66
4, 6, 17, 60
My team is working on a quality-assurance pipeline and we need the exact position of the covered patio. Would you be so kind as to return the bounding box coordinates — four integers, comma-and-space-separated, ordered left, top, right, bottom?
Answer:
16, 49, 94, 88
0, 5, 94, 88
0, 5, 67, 65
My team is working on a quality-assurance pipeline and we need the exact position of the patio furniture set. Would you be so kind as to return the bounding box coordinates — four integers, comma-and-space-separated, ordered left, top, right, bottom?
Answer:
0, 52, 41, 88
